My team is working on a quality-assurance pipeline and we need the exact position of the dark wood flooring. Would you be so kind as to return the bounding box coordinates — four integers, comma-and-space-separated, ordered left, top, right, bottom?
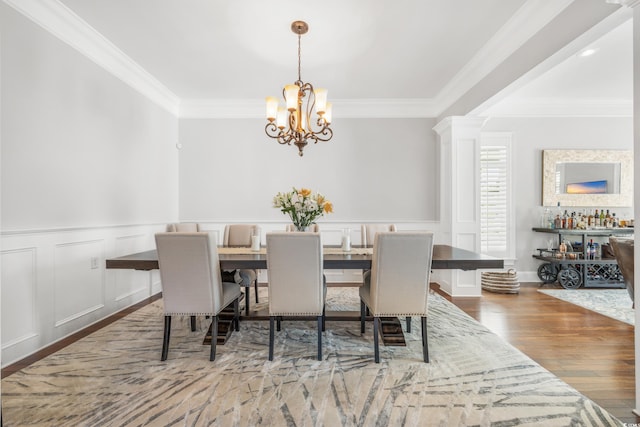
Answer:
2, 283, 638, 423
437, 282, 639, 424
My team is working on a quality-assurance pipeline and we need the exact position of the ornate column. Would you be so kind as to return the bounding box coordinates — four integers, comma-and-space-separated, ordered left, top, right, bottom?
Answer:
433, 116, 486, 296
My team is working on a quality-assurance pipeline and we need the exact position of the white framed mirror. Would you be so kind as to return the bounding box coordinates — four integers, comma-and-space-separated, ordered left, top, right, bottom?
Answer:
542, 149, 633, 207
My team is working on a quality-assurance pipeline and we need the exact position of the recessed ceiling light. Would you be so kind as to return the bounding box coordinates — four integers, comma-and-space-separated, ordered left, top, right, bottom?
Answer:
579, 48, 598, 57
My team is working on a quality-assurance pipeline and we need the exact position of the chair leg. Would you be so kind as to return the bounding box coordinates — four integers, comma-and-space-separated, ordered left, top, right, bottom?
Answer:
421, 316, 429, 363
317, 316, 323, 361
233, 298, 240, 331
269, 316, 275, 361
190, 316, 197, 332
254, 273, 259, 303
161, 315, 171, 361
245, 287, 251, 316
277, 316, 282, 331
373, 317, 380, 363
406, 316, 411, 333
322, 306, 326, 332
360, 300, 366, 334
210, 316, 218, 361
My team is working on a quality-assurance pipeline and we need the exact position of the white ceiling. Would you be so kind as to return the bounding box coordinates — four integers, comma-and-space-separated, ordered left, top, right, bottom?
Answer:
56, 0, 529, 100
16, 0, 635, 117
483, 17, 633, 117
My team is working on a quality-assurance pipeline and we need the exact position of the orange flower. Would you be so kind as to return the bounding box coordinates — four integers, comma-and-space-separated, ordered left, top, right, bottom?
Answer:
317, 195, 325, 204
323, 201, 333, 213
299, 188, 312, 197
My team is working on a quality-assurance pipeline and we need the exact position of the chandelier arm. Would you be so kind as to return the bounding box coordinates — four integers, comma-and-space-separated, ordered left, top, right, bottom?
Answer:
265, 122, 293, 146
309, 127, 333, 143
265, 20, 333, 156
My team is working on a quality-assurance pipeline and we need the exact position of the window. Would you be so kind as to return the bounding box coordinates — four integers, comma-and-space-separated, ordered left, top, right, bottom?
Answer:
480, 134, 513, 258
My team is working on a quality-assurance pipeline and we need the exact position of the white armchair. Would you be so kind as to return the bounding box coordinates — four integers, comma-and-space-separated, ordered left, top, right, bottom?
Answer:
266, 232, 326, 361
360, 224, 396, 246
359, 231, 434, 363
155, 232, 241, 361
223, 224, 261, 315
166, 223, 200, 232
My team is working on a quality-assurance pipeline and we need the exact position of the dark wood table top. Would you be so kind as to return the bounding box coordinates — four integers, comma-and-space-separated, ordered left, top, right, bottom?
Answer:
105, 244, 503, 271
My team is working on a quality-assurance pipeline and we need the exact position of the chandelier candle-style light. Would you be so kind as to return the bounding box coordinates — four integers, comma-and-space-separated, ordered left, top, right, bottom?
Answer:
265, 21, 333, 157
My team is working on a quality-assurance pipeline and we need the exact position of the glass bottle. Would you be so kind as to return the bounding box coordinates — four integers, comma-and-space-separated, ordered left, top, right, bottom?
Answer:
541, 208, 551, 228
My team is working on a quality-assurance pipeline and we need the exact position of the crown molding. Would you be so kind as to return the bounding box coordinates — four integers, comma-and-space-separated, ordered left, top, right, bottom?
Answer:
482, 98, 633, 117
4, 0, 180, 115
6, 0, 631, 121
179, 98, 440, 119
607, 0, 640, 7
433, 0, 574, 115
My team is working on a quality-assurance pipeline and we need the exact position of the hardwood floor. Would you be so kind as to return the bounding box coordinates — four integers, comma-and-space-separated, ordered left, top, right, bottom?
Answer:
2, 283, 638, 423
438, 282, 639, 424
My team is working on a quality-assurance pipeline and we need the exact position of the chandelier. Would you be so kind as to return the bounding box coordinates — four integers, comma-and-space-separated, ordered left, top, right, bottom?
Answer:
265, 21, 333, 157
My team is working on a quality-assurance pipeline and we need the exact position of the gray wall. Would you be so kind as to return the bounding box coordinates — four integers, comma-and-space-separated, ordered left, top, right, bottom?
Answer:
484, 116, 633, 274
1, 4, 179, 231
178, 118, 439, 223
1, 3, 179, 365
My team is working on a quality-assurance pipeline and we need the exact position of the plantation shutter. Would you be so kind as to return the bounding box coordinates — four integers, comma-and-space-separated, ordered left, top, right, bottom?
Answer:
480, 146, 508, 255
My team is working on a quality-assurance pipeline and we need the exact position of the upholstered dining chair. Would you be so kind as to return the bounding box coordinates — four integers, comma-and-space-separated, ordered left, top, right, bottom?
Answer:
266, 232, 326, 361
223, 224, 261, 315
361, 224, 397, 246
360, 231, 434, 363
155, 232, 241, 361
166, 222, 200, 232
285, 224, 320, 232
610, 237, 634, 307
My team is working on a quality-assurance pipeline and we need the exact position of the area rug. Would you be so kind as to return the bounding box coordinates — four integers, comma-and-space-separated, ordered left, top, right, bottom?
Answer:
2, 288, 621, 426
538, 288, 634, 326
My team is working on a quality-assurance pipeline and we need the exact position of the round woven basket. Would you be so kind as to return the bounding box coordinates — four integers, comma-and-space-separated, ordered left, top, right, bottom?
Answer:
481, 269, 519, 294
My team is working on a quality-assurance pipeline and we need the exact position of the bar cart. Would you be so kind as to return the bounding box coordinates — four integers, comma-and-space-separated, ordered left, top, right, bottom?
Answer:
532, 227, 633, 289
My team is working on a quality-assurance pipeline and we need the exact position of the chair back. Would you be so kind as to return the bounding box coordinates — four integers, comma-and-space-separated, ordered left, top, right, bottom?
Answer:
361, 224, 396, 246
155, 232, 224, 315
166, 223, 200, 232
610, 237, 634, 302
285, 224, 320, 232
369, 232, 433, 316
224, 224, 260, 246
266, 232, 324, 316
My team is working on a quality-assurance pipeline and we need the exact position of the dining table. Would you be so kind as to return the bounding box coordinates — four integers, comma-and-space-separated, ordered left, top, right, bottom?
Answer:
106, 244, 503, 271
106, 244, 503, 346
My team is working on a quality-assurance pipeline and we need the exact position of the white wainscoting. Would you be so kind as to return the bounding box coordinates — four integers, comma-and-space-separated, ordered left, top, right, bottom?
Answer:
1, 220, 441, 367
1, 224, 166, 367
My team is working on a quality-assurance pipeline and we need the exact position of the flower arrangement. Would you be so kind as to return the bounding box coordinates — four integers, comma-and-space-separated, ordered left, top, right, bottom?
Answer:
273, 187, 333, 231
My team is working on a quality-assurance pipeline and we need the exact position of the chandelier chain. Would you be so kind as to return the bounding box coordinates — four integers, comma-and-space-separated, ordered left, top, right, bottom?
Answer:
297, 33, 302, 83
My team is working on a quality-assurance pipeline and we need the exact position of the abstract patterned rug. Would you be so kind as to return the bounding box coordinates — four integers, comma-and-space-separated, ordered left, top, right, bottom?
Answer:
538, 288, 634, 326
3, 288, 621, 426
